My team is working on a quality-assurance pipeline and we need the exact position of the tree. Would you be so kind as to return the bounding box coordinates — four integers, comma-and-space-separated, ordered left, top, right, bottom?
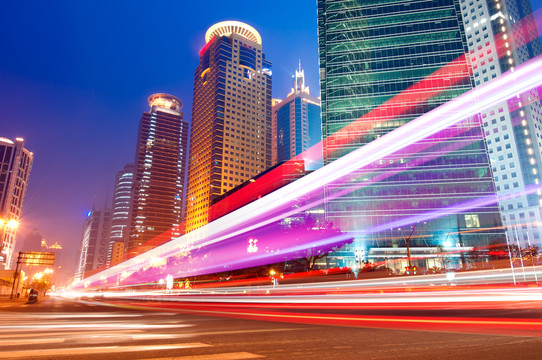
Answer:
287, 212, 353, 272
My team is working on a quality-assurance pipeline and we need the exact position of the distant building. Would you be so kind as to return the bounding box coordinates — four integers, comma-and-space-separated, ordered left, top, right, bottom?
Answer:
273, 61, 321, 169
0, 137, 33, 269
76, 208, 111, 280
127, 94, 189, 255
185, 21, 273, 232
22, 228, 43, 252
459, 0, 542, 246
107, 163, 134, 266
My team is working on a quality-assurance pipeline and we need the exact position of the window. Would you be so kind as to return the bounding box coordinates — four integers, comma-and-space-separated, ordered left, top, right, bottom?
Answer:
465, 214, 480, 228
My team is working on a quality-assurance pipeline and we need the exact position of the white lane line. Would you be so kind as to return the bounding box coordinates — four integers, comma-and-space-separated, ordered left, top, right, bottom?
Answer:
0, 323, 189, 331
0, 330, 143, 339
144, 352, 264, 360
0, 333, 181, 346
0, 343, 211, 358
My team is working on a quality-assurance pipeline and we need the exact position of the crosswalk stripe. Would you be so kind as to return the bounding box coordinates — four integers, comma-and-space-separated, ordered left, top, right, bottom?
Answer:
0, 330, 143, 339
0, 342, 211, 359
144, 352, 264, 360
0, 332, 182, 346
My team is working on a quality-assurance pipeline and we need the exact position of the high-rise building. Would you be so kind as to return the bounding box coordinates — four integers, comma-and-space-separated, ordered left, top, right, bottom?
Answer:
273, 61, 322, 169
185, 21, 272, 232
458, 0, 542, 246
0, 137, 33, 269
76, 208, 111, 280
107, 163, 134, 266
317, 0, 506, 271
127, 94, 189, 254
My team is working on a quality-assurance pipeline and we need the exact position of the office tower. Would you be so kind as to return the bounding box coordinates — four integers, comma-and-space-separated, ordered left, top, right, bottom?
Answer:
22, 228, 43, 252
76, 208, 111, 280
459, 0, 542, 246
107, 163, 135, 266
127, 94, 189, 254
273, 61, 322, 168
271, 98, 282, 166
0, 137, 33, 269
317, 0, 505, 270
109, 241, 124, 267
185, 21, 272, 232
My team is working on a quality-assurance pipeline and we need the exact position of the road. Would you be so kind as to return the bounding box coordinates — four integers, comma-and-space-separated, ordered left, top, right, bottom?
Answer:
1, 297, 542, 359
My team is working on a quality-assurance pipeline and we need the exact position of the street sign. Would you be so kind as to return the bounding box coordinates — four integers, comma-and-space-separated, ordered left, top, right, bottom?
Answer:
18, 252, 56, 266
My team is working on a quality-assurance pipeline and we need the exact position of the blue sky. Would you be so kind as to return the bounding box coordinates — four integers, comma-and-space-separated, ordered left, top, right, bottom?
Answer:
1, 0, 542, 281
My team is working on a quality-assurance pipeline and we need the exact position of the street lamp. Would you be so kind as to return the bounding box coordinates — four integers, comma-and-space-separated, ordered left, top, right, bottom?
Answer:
405, 225, 416, 275
0, 218, 19, 252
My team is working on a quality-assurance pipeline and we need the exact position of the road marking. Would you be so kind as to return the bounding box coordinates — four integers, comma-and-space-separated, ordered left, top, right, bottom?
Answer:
0, 333, 181, 346
0, 323, 189, 331
144, 352, 264, 360
0, 330, 143, 339
0, 342, 211, 358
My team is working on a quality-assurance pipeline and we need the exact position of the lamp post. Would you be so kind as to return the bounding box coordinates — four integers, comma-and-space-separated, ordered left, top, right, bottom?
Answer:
405, 225, 416, 275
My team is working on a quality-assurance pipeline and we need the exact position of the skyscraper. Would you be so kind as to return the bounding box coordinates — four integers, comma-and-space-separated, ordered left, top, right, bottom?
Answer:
317, 0, 506, 270
273, 61, 322, 169
127, 94, 189, 254
459, 0, 542, 246
0, 137, 33, 269
107, 163, 134, 266
76, 207, 111, 280
185, 21, 272, 232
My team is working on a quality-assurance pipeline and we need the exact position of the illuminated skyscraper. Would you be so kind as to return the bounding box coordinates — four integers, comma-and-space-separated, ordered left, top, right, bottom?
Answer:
0, 137, 33, 269
185, 21, 272, 232
273, 61, 321, 169
76, 208, 111, 280
458, 0, 542, 246
107, 163, 134, 266
127, 94, 189, 254
317, 0, 505, 270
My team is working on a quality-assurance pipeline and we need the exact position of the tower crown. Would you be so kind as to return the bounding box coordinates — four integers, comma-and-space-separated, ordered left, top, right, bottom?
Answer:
148, 93, 183, 112
205, 21, 262, 45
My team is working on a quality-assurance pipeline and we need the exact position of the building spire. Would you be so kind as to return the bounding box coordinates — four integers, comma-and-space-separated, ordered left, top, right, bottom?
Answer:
292, 60, 308, 95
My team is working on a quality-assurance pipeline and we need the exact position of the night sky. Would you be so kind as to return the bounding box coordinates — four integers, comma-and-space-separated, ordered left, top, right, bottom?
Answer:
1, 0, 541, 282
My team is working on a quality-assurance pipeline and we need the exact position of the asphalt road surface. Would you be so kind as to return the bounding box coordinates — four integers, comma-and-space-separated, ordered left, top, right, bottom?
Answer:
1, 297, 542, 360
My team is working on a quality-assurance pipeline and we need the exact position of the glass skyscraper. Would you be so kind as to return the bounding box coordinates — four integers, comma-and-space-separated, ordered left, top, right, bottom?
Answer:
76, 207, 111, 280
107, 163, 134, 266
317, 0, 506, 270
186, 21, 272, 232
127, 94, 189, 254
273, 62, 322, 169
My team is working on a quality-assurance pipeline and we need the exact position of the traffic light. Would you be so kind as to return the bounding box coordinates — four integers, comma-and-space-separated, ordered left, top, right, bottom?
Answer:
405, 266, 410, 275
412, 266, 417, 275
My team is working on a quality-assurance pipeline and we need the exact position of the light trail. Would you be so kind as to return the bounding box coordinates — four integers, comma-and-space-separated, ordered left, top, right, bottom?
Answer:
70, 55, 542, 291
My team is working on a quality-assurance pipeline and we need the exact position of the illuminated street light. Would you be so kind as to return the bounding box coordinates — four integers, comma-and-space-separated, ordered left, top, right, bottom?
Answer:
0, 218, 19, 252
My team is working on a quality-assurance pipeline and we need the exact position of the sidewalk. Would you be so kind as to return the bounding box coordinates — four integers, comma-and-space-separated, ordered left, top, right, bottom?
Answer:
0, 296, 31, 309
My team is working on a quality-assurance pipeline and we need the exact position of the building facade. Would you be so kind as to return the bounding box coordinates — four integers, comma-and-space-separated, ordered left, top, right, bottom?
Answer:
76, 208, 111, 280
127, 94, 189, 254
317, 0, 506, 271
185, 21, 272, 232
0, 137, 33, 269
273, 62, 322, 169
459, 0, 542, 246
107, 163, 134, 266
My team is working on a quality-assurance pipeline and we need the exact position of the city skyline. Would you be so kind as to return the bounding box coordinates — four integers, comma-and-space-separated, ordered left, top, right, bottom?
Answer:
0, 1, 323, 280
2, 0, 542, 282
